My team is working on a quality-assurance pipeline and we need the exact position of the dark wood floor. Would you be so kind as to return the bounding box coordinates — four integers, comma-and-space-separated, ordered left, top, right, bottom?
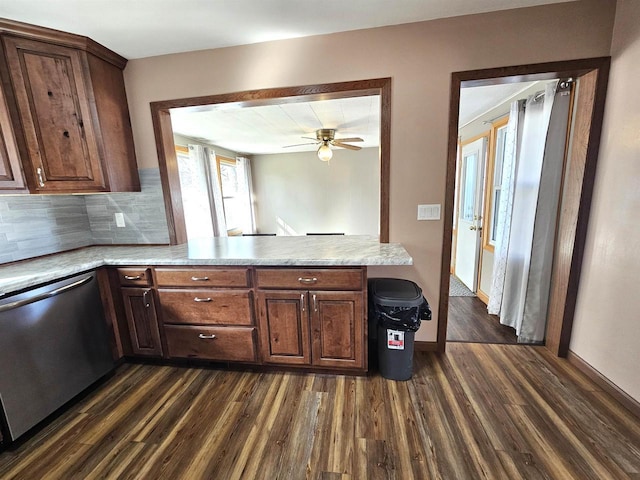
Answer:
1, 344, 639, 479
447, 295, 518, 344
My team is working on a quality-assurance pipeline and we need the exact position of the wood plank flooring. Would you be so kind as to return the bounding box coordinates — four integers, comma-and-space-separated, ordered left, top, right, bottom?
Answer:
1, 344, 639, 479
448, 296, 518, 344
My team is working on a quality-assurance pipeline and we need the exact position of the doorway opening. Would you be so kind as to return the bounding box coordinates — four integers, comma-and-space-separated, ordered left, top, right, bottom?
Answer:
448, 78, 571, 345
439, 57, 610, 356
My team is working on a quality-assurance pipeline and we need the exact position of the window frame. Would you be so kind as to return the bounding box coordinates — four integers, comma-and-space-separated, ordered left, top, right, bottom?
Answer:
482, 116, 509, 253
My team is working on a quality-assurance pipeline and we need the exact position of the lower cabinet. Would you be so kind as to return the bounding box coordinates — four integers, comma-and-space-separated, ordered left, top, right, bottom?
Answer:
156, 267, 258, 363
110, 266, 366, 373
256, 267, 366, 371
121, 287, 162, 357
257, 290, 364, 369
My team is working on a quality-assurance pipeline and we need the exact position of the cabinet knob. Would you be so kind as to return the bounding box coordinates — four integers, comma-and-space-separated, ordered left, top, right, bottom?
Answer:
47, 91, 53, 97
63, 131, 70, 138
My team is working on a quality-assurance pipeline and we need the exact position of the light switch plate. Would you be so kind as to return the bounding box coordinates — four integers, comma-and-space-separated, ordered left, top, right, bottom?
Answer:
417, 204, 441, 221
115, 212, 126, 227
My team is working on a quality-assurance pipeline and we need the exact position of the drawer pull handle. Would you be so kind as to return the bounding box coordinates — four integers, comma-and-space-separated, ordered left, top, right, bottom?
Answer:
191, 276, 209, 281
298, 277, 318, 285
124, 275, 142, 280
198, 333, 217, 340
194, 297, 212, 302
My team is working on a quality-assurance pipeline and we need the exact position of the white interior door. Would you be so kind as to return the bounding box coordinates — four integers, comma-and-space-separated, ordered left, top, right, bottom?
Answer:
455, 137, 486, 291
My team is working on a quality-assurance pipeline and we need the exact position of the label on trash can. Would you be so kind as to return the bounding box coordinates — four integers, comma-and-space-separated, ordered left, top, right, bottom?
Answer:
387, 329, 405, 350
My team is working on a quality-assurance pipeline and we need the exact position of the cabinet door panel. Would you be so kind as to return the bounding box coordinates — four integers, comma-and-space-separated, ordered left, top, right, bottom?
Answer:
311, 291, 364, 369
0, 81, 25, 191
3, 36, 106, 192
121, 288, 162, 357
257, 291, 310, 365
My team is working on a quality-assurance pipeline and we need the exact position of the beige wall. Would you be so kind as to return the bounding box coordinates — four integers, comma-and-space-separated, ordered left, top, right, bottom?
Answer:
251, 148, 379, 236
124, 0, 615, 342
570, 0, 640, 402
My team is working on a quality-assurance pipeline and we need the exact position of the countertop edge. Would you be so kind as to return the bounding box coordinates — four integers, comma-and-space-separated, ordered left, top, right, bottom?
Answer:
0, 241, 413, 295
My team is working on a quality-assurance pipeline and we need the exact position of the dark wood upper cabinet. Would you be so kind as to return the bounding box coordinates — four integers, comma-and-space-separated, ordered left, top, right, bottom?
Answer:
0, 19, 139, 194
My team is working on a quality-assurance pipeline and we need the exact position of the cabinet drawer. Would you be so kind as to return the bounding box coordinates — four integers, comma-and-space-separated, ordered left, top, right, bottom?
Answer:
158, 289, 254, 325
117, 267, 152, 286
256, 268, 363, 290
164, 325, 257, 362
155, 267, 250, 287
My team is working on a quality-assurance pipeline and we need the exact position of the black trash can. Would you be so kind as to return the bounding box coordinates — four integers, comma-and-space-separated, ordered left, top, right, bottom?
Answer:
368, 278, 431, 381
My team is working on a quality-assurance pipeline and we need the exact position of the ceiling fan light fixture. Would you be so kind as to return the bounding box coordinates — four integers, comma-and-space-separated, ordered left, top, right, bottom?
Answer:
317, 143, 333, 162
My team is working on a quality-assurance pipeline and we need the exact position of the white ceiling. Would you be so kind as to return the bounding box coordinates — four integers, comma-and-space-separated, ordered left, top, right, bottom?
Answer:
0, 0, 574, 59
172, 81, 541, 155
171, 96, 381, 155
459, 82, 539, 127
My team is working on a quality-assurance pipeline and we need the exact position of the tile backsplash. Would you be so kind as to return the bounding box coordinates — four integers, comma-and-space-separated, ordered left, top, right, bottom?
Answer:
0, 168, 170, 264
85, 168, 170, 245
0, 195, 93, 264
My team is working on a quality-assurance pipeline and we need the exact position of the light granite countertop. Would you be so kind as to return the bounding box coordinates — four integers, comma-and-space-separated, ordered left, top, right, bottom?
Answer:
0, 236, 412, 295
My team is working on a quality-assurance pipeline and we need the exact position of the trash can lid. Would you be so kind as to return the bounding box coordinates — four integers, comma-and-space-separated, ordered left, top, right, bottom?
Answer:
369, 278, 424, 307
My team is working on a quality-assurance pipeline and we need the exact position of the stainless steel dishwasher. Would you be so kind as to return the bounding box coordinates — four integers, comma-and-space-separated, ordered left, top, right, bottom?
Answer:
0, 271, 115, 443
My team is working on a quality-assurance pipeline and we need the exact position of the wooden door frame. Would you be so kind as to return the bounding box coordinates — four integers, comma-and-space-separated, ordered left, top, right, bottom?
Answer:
150, 78, 391, 244
438, 57, 610, 356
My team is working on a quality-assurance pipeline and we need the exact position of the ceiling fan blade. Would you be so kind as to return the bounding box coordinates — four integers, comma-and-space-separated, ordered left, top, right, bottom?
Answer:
335, 137, 363, 143
283, 142, 318, 148
301, 136, 318, 141
332, 141, 362, 151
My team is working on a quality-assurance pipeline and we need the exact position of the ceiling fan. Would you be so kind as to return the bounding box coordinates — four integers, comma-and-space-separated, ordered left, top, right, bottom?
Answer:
284, 128, 363, 161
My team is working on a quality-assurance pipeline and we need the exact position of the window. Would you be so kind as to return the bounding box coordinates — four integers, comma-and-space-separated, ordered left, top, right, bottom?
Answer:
216, 157, 242, 232
484, 117, 509, 250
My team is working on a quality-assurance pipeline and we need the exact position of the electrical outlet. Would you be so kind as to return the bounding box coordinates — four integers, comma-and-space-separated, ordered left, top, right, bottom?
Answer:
417, 204, 441, 221
114, 212, 126, 227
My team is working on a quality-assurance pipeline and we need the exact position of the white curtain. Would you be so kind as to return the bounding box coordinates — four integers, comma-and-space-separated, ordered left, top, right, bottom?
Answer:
177, 145, 214, 239
178, 145, 227, 239
496, 81, 560, 342
236, 156, 256, 234
488, 99, 525, 315
520, 81, 571, 342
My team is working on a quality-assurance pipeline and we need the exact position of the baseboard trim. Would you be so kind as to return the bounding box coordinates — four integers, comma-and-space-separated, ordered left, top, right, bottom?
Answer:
566, 350, 640, 419
415, 341, 438, 352
476, 289, 489, 305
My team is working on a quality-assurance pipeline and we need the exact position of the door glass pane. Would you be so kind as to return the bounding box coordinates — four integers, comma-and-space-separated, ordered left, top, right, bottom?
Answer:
461, 153, 477, 222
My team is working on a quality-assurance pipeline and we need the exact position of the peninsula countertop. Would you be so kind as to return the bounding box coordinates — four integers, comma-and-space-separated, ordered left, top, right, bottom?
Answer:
0, 236, 412, 294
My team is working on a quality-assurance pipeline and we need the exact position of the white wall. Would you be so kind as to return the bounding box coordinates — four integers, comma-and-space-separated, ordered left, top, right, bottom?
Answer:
251, 148, 379, 236
569, 0, 640, 403
123, 0, 615, 341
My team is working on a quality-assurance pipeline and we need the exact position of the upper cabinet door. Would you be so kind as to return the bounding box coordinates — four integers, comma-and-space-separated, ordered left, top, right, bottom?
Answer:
3, 36, 106, 192
0, 79, 26, 191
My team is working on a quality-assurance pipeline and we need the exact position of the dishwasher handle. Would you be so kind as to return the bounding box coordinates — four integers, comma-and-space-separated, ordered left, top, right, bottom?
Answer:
0, 275, 93, 313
